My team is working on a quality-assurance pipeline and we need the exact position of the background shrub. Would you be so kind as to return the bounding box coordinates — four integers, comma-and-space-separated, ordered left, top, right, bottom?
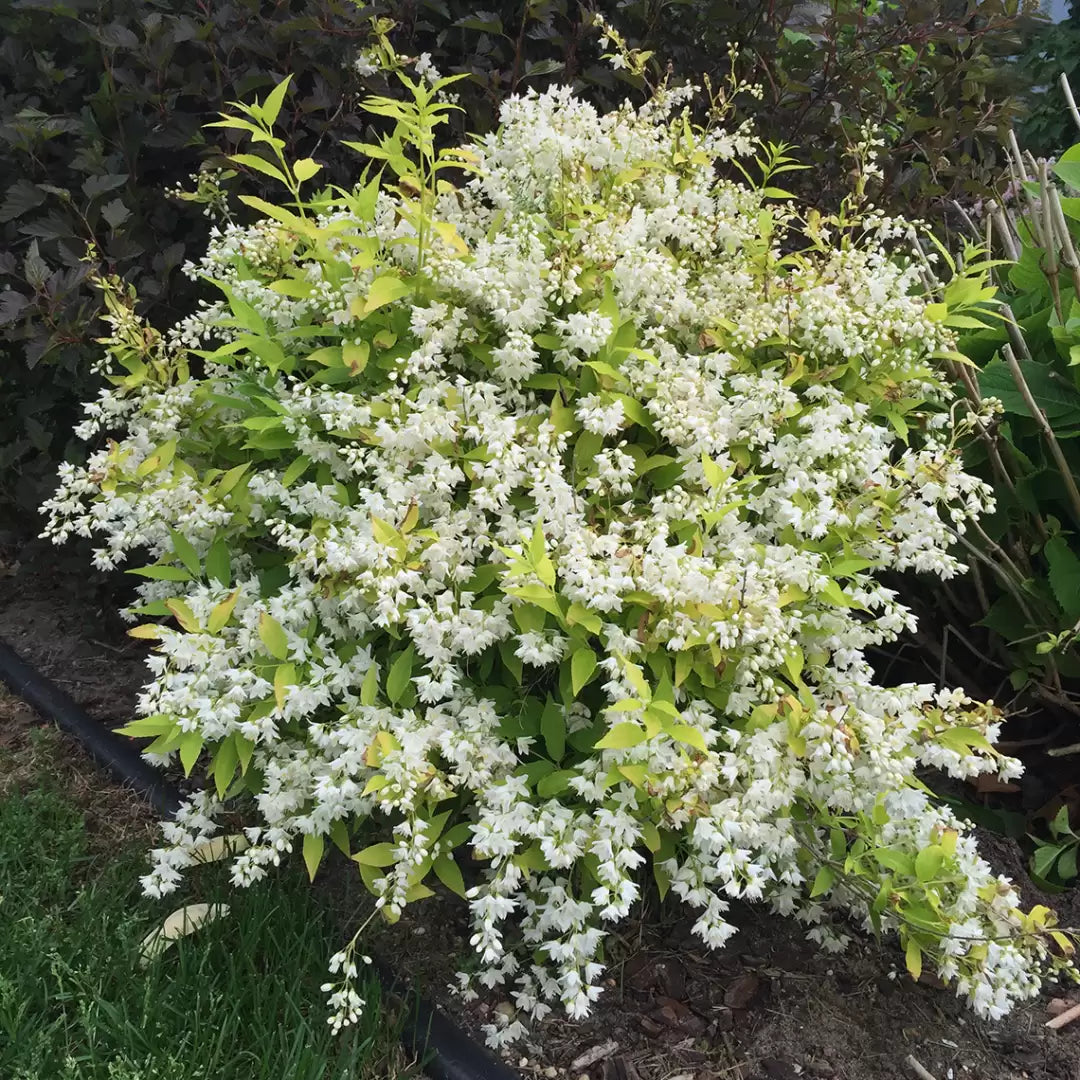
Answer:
940, 115, 1080, 720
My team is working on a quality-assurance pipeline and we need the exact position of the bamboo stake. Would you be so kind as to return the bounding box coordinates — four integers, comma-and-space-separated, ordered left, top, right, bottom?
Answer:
1046, 1000, 1080, 1030
1061, 73, 1080, 136
1002, 343, 1080, 526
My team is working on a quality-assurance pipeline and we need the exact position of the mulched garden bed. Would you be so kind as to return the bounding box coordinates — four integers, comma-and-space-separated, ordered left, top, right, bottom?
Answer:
3, 526, 1080, 1080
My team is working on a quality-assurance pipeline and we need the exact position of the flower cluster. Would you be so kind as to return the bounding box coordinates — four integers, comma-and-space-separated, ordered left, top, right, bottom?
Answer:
44, 77, 1075, 1044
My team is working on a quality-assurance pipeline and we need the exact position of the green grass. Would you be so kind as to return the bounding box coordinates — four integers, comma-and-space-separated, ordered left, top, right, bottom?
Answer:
0, 734, 413, 1080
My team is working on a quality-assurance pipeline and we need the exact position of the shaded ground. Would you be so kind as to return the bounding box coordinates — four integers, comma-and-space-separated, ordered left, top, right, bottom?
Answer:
3, 528, 1080, 1080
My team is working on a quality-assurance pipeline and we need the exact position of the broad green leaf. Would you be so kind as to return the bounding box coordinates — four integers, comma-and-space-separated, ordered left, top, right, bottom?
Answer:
536, 769, 575, 797
433, 853, 467, 898
343, 341, 369, 375
165, 598, 200, 633
386, 645, 415, 704
570, 646, 597, 695
303, 832, 325, 881
116, 714, 176, 738
293, 157, 322, 183
904, 938, 922, 981
127, 564, 191, 582
207, 589, 240, 633
352, 842, 397, 867
260, 74, 293, 127
178, 731, 204, 776
282, 455, 312, 487
360, 662, 379, 706
229, 153, 288, 185
1045, 536, 1080, 621
810, 865, 836, 897
362, 274, 411, 315
205, 538, 231, 586
274, 662, 296, 710
668, 724, 707, 752
169, 530, 200, 578
914, 844, 944, 883
212, 737, 239, 798
259, 613, 289, 660
594, 722, 647, 750
540, 697, 566, 761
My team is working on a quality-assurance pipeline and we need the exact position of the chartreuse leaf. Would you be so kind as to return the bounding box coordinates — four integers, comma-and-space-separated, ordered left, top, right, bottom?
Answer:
116, 714, 176, 738
168, 530, 200, 578
208, 589, 240, 633
810, 865, 836, 897
595, 722, 647, 750
433, 853, 467, 898
905, 938, 923, 981
259, 73, 293, 127
360, 662, 379, 706
259, 613, 289, 660
352, 843, 396, 867
303, 833, 325, 881
360, 274, 411, 315
386, 645, 415, 704
571, 646, 597, 694
293, 158, 321, 183
206, 539, 231, 586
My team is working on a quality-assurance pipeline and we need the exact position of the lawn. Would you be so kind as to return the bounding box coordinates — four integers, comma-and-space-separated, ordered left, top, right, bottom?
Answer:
0, 716, 415, 1080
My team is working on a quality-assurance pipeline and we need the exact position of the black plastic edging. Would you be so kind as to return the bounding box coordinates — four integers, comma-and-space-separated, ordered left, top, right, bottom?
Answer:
0, 634, 520, 1080
0, 637, 184, 817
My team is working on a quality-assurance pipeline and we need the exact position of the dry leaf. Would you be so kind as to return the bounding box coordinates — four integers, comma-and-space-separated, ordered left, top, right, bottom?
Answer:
138, 902, 230, 965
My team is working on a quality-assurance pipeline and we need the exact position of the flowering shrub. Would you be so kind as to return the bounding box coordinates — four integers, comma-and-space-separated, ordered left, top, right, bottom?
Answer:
44, 73, 1076, 1042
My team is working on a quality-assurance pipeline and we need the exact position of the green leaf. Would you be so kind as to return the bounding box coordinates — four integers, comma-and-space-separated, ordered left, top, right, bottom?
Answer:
667, 724, 707, 752
1033, 842, 1064, 879
303, 832, 325, 882
116, 715, 176, 738
168, 530, 200, 578
1045, 536, 1080, 621
258, 613, 289, 661
229, 153, 288, 185
810, 865, 836, 897
178, 731, 204, 777
914, 844, 944, 883
212, 736, 239, 799
282, 455, 312, 488
216, 462, 251, 497
570, 646, 597, 695
977, 358, 1080, 421
293, 158, 321, 183
330, 820, 351, 856
594, 722, 647, 750
165, 598, 200, 633
205, 539, 231, 586
235, 734, 255, 774
207, 589, 240, 633
127, 564, 191, 582
536, 769, 575, 797
352, 842, 396, 867
433, 853, 467, 898
362, 274, 411, 315
386, 645, 415, 704
342, 341, 369, 375
540, 697, 566, 762
260, 74, 293, 127
360, 663, 379, 706
905, 938, 922, 981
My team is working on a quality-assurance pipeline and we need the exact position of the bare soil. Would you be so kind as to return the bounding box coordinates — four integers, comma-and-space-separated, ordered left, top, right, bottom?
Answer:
2, 528, 1079, 1080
